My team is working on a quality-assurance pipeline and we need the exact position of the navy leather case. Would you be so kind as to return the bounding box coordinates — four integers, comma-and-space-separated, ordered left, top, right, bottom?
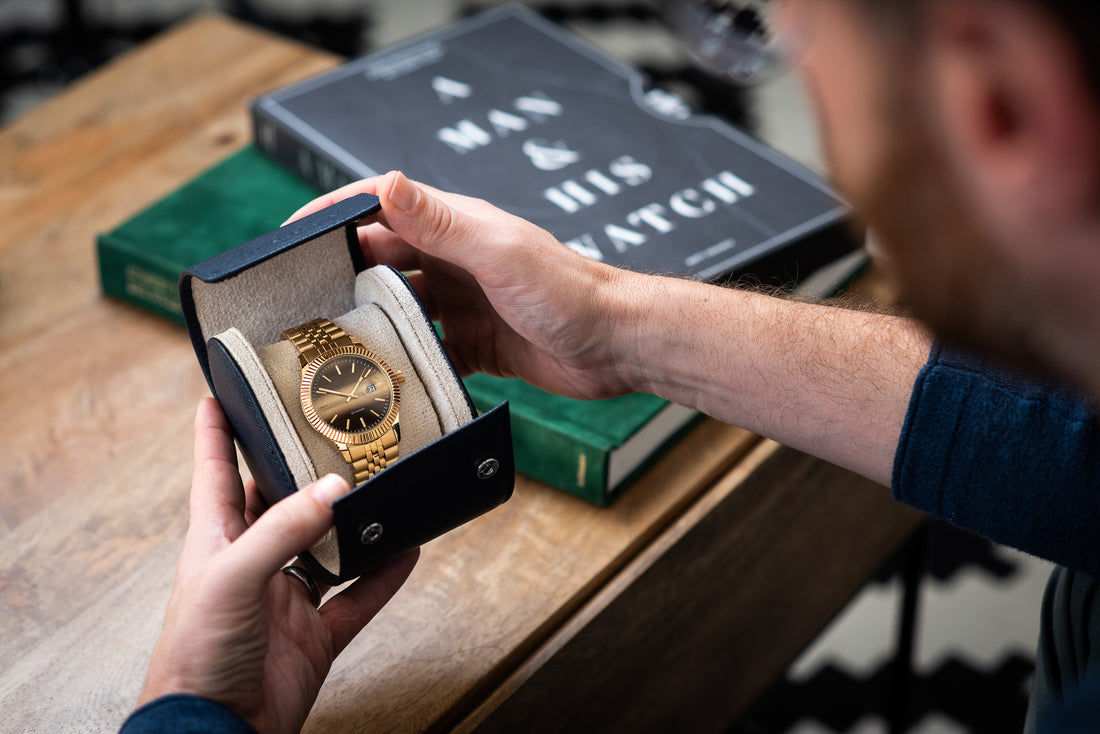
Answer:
179, 194, 514, 584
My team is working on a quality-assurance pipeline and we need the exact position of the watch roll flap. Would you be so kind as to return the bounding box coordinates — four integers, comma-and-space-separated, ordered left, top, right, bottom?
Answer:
180, 193, 515, 583
180, 193, 379, 389
320, 402, 514, 584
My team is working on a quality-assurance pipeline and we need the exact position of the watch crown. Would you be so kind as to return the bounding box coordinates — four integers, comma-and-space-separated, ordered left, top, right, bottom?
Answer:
394, 371, 406, 386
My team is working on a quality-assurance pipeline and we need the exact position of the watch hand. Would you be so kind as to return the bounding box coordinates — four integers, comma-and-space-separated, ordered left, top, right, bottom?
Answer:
347, 375, 367, 402
316, 387, 357, 399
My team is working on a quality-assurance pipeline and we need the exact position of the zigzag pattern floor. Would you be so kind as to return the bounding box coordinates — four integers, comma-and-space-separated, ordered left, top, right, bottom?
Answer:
734, 654, 1034, 734
730, 523, 1052, 734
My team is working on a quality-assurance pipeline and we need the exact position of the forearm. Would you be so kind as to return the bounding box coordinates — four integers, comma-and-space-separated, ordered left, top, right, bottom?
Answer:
343, 172, 930, 485
607, 271, 931, 486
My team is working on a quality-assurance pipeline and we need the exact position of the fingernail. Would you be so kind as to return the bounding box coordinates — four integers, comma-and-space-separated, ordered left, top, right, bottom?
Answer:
387, 171, 419, 212
311, 473, 351, 507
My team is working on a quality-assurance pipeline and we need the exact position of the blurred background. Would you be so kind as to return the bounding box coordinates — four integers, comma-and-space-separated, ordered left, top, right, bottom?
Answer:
0, 0, 762, 127
0, 1, 1052, 732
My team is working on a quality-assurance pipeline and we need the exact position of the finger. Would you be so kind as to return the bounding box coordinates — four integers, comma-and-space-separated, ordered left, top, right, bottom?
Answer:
217, 473, 352, 598
401, 270, 438, 319
320, 548, 419, 655
242, 478, 267, 527
356, 222, 425, 271
187, 398, 249, 544
284, 177, 386, 224
282, 561, 332, 608
377, 171, 493, 263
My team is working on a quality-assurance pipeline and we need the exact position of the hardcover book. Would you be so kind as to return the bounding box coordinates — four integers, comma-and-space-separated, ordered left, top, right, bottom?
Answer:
96, 147, 319, 323
250, 3, 855, 284
463, 375, 700, 506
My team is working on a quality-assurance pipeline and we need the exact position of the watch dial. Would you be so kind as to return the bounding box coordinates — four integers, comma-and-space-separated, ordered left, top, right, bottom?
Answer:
308, 354, 393, 436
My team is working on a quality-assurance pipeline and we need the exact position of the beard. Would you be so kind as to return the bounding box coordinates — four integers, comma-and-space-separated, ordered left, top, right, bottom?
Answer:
832, 82, 1060, 382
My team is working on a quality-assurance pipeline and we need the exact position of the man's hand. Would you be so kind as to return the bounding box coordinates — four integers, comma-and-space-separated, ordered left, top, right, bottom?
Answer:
291, 171, 929, 487
137, 398, 418, 734
289, 171, 640, 401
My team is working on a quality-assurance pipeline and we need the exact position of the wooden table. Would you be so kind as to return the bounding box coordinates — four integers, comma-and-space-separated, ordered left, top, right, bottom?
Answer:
0, 14, 922, 733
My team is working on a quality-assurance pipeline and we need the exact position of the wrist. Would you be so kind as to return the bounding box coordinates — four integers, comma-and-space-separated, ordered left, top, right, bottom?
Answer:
592, 266, 665, 396
137, 669, 189, 709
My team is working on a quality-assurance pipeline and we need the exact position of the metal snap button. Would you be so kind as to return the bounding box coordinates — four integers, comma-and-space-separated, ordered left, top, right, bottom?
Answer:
360, 522, 384, 545
477, 458, 500, 479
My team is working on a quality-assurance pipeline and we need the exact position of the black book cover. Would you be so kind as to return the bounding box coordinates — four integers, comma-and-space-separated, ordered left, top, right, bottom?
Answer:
251, 3, 855, 284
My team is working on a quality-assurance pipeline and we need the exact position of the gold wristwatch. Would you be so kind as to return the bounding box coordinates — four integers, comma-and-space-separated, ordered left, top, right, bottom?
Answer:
281, 318, 405, 484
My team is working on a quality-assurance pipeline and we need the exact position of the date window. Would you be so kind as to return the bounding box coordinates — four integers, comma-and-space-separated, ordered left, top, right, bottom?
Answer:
365, 383, 377, 393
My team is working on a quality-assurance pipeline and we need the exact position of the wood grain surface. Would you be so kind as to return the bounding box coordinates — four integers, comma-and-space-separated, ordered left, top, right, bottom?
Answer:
0, 13, 921, 733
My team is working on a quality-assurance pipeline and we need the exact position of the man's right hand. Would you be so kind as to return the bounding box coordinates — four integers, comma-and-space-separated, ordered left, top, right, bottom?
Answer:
290, 171, 930, 489
289, 171, 642, 401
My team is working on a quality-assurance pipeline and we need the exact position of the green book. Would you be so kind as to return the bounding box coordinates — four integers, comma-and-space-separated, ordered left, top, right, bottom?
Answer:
96, 145, 320, 323
464, 375, 700, 506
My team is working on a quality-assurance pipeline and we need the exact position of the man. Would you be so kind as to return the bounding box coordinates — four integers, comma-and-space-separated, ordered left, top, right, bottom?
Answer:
127, 1, 1099, 731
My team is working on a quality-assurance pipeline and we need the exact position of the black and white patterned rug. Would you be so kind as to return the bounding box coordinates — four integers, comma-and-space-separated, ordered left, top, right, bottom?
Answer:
730, 522, 1049, 734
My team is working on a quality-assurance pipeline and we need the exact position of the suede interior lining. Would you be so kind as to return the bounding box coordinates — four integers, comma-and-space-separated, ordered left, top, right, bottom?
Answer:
202, 258, 474, 579
191, 230, 357, 355
216, 327, 318, 486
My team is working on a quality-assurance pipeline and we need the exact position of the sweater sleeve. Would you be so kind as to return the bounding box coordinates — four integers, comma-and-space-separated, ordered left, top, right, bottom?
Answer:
893, 343, 1100, 577
120, 694, 258, 734
1039, 672, 1100, 734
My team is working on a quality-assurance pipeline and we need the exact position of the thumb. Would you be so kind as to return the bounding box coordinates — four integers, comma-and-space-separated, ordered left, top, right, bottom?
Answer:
218, 473, 351, 595
379, 171, 485, 260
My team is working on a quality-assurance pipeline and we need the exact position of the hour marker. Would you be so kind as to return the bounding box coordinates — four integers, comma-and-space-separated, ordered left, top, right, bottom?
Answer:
360, 417, 367, 428
345, 419, 351, 430
329, 414, 338, 424
365, 366, 374, 376
374, 397, 386, 402
322, 374, 332, 383
370, 409, 381, 417
350, 362, 355, 373
334, 364, 342, 375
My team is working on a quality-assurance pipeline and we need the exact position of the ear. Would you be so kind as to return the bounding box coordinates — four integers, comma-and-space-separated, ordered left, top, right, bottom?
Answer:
925, 0, 1100, 224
